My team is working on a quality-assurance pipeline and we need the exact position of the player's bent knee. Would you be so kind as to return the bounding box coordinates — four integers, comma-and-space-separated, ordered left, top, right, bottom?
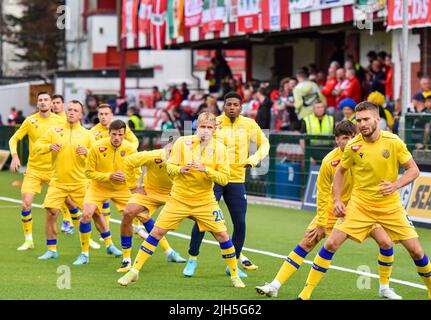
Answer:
122, 211, 136, 224
81, 214, 92, 224
377, 238, 392, 250
150, 227, 166, 240
213, 231, 229, 243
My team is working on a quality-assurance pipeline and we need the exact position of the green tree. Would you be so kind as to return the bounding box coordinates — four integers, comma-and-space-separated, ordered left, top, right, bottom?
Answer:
3, 0, 65, 74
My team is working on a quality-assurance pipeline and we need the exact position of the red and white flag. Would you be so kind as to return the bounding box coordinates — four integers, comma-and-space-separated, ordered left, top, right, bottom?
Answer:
237, 0, 260, 33
122, 0, 140, 48
139, 0, 152, 47
387, 0, 431, 30
201, 0, 226, 33
184, 0, 203, 27
151, 0, 168, 50
261, 0, 289, 32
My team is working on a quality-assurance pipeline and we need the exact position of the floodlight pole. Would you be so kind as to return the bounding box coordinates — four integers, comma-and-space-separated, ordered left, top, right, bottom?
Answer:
399, 0, 409, 140
118, 0, 126, 97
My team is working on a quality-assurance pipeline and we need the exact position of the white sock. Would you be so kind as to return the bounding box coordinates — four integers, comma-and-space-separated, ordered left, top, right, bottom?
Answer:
380, 284, 389, 291
25, 235, 33, 241
137, 229, 149, 239
123, 258, 131, 263
131, 268, 139, 274
81, 252, 89, 257
270, 279, 282, 290
164, 248, 174, 256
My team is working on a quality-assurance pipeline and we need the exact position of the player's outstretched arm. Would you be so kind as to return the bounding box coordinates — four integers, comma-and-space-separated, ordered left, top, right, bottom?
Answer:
247, 122, 270, 167
315, 161, 333, 227
8, 120, 29, 171
166, 139, 183, 177
124, 151, 148, 189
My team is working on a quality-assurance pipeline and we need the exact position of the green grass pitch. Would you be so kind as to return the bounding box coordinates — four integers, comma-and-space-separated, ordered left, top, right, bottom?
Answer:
0, 170, 429, 300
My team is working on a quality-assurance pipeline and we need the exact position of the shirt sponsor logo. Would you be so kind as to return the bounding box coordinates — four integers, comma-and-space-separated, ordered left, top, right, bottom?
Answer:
155, 159, 163, 164
382, 149, 390, 159
351, 145, 362, 152
54, 128, 63, 133
185, 140, 193, 146
30, 119, 38, 124
331, 160, 340, 167
120, 150, 126, 157
94, 131, 101, 136
215, 121, 221, 126
99, 147, 107, 152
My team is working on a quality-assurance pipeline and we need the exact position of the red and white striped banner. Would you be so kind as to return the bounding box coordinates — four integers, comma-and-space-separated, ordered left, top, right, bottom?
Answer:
261, 0, 289, 31
151, 0, 168, 50
122, 0, 140, 48
139, 0, 152, 47
185, 0, 203, 27
237, 0, 260, 33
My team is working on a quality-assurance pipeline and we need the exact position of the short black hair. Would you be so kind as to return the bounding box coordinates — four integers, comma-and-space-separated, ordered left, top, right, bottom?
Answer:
37, 92, 51, 99
109, 119, 126, 132
334, 120, 357, 137
223, 91, 242, 103
52, 94, 64, 102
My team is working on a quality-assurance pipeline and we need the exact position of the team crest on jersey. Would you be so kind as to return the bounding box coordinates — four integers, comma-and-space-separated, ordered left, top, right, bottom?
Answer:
30, 119, 38, 124
185, 140, 193, 146
99, 147, 107, 152
351, 145, 362, 152
215, 121, 221, 126
331, 160, 340, 167
120, 150, 126, 157
154, 159, 163, 164
382, 149, 390, 159
54, 128, 63, 133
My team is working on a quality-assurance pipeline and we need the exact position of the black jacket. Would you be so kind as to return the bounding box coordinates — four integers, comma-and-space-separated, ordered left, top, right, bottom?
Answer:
256, 97, 272, 130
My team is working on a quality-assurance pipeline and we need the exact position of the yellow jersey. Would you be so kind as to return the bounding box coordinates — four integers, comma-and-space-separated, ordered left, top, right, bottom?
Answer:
214, 114, 270, 183
167, 135, 230, 205
341, 130, 412, 207
9, 112, 65, 172
124, 148, 172, 194
33, 122, 92, 185
315, 147, 353, 226
90, 122, 139, 150
85, 138, 140, 191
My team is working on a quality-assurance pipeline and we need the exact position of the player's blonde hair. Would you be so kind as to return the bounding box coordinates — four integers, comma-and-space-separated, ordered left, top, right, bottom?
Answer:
97, 103, 113, 111
197, 112, 216, 125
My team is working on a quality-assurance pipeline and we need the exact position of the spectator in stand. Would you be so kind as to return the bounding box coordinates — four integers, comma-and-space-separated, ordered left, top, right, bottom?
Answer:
165, 85, 183, 111
424, 92, 431, 113
321, 66, 338, 109
338, 98, 357, 124
236, 77, 245, 97
377, 51, 388, 72
423, 93, 431, 149
293, 68, 326, 120
127, 106, 145, 131
256, 87, 272, 130
14, 110, 25, 125
152, 86, 163, 107
275, 78, 300, 131
0, 114, 3, 125
206, 58, 217, 93
340, 68, 362, 104
206, 95, 221, 116
369, 59, 386, 95
215, 52, 233, 94
158, 110, 175, 131
412, 76, 431, 111
242, 89, 259, 119
384, 54, 394, 102
180, 82, 190, 101
345, 55, 367, 90
393, 98, 402, 134
300, 99, 334, 163
7, 107, 17, 125
366, 50, 378, 72
115, 95, 128, 115
367, 91, 393, 132
315, 71, 326, 88
172, 107, 183, 131
85, 97, 99, 127
332, 68, 349, 108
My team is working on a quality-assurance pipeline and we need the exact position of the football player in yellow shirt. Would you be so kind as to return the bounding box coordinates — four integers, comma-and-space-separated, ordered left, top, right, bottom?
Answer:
118, 112, 246, 288
89, 103, 140, 229
117, 138, 187, 273
9, 92, 65, 251
51, 93, 76, 234
297, 101, 431, 300
33, 100, 93, 260
184, 91, 270, 278
256, 120, 401, 299
73, 120, 135, 265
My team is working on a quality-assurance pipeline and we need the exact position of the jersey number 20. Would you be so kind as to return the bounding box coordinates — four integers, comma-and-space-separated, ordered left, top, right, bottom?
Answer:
213, 210, 224, 222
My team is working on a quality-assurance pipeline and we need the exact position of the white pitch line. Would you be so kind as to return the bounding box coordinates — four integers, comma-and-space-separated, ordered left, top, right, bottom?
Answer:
0, 196, 426, 291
